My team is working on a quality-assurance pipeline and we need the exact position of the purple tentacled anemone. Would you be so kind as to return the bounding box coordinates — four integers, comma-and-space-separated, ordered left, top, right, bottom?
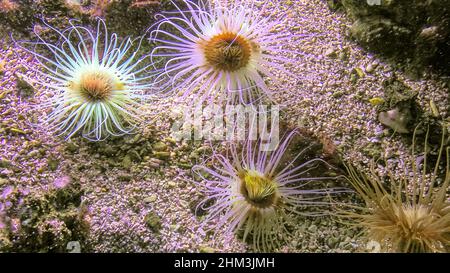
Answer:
150, 0, 312, 105
193, 130, 345, 251
17, 19, 155, 141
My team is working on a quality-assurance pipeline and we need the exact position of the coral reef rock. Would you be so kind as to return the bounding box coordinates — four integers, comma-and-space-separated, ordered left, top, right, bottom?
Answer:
330, 0, 450, 76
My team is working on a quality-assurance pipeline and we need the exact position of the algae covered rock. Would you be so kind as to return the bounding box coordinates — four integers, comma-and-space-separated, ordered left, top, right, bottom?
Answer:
0, 0, 163, 37
376, 76, 444, 141
0, 178, 90, 252
0, 0, 87, 33
350, 17, 412, 57
102, 0, 162, 36
334, 0, 450, 76
376, 77, 420, 134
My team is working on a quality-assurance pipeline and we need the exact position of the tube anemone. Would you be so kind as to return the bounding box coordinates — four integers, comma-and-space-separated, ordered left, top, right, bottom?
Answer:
342, 126, 450, 253
150, 0, 312, 105
193, 130, 344, 252
17, 19, 155, 141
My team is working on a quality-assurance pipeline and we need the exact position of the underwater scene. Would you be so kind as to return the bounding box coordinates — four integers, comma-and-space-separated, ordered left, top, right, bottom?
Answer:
0, 0, 449, 254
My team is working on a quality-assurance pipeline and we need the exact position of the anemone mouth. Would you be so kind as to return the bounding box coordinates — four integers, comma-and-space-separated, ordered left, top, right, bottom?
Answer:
71, 71, 122, 102
395, 205, 433, 237
375, 203, 440, 252
202, 32, 254, 72
398, 205, 430, 224
239, 170, 279, 209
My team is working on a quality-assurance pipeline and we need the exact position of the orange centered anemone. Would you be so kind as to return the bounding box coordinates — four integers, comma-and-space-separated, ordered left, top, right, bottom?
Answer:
202, 32, 254, 72
71, 71, 123, 101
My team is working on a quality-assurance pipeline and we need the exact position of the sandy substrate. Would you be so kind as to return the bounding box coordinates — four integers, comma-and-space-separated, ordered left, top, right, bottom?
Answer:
0, 0, 448, 253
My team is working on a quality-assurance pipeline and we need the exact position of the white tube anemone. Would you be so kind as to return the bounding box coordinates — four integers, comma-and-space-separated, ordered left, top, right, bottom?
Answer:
17, 19, 156, 141
193, 130, 345, 252
150, 0, 314, 105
